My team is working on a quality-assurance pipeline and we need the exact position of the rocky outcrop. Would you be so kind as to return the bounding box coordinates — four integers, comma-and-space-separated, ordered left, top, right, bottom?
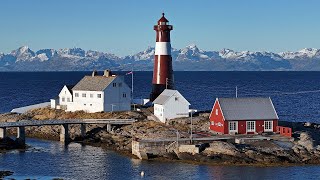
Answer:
203, 141, 240, 156
4, 108, 320, 166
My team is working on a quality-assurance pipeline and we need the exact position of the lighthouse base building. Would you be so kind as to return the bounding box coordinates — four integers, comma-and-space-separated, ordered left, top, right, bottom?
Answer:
209, 98, 279, 135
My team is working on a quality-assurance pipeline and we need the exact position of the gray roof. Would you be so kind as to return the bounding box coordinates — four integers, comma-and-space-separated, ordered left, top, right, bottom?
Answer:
218, 97, 279, 121
153, 89, 190, 105
72, 76, 116, 91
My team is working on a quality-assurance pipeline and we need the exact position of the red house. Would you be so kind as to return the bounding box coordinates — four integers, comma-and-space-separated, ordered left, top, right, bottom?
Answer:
209, 97, 279, 135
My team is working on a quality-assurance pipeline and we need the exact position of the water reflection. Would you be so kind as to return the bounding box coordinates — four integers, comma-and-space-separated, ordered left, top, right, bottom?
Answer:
1, 138, 320, 179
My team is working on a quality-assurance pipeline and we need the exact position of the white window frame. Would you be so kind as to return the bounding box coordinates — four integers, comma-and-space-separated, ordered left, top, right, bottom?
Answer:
75, 93, 79, 97
229, 121, 238, 133
247, 121, 256, 133
97, 94, 102, 98
82, 93, 86, 98
216, 109, 218, 115
264, 121, 273, 132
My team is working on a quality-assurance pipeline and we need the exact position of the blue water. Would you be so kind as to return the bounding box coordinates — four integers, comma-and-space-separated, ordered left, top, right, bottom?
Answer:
1, 71, 320, 122
1, 138, 320, 180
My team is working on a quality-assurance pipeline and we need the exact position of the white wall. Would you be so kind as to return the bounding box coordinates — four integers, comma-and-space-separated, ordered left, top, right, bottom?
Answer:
154, 93, 190, 123
67, 90, 104, 113
164, 95, 189, 120
59, 86, 73, 106
103, 77, 131, 112
154, 104, 165, 123
66, 76, 131, 113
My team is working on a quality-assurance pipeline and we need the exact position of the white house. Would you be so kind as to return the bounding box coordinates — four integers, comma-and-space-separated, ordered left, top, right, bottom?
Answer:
58, 85, 74, 110
52, 70, 131, 113
153, 89, 190, 123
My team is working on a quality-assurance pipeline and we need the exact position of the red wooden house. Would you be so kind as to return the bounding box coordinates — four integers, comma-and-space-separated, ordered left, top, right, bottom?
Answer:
209, 97, 279, 135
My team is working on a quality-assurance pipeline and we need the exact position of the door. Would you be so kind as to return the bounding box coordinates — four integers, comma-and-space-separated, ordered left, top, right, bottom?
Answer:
228, 121, 238, 134
246, 121, 256, 133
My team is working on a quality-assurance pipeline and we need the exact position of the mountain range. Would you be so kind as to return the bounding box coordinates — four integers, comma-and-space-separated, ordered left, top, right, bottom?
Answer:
1, 45, 320, 71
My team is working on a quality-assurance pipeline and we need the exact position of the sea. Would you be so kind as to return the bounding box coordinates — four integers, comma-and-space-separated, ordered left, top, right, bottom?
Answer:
1, 71, 320, 179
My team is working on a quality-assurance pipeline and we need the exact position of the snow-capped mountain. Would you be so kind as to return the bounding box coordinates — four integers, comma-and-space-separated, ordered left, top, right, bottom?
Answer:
0, 45, 319, 71
10, 46, 36, 61
279, 48, 320, 60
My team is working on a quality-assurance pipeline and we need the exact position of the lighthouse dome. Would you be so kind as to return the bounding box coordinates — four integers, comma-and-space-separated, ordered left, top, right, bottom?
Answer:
158, 13, 169, 25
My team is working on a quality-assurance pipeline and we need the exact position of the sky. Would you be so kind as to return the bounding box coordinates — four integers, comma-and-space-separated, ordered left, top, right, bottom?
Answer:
0, 0, 320, 56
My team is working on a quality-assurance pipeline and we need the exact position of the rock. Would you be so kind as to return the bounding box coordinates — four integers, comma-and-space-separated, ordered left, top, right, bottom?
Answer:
304, 122, 312, 127
199, 113, 210, 118
203, 141, 239, 156
296, 132, 314, 151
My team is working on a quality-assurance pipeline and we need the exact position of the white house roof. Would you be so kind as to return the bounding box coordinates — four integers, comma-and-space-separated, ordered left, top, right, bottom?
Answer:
72, 76, 116, 91
218, 97, 279, 121
153, 89, 191, 105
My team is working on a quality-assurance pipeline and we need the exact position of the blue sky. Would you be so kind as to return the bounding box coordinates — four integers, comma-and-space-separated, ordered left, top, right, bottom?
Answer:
0, 0, 320, 56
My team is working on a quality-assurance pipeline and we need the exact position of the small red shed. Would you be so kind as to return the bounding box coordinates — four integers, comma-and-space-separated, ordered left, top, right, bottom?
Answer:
209, 97, 279, 135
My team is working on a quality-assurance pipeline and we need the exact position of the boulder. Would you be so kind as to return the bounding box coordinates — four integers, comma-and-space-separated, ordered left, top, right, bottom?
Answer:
304, 122, 312, 127
296, 132, 314, 151
203, 141, 239, 156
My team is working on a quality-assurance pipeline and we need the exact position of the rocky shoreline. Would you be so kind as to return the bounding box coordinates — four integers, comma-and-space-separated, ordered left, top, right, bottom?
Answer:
2, 107, 320, 166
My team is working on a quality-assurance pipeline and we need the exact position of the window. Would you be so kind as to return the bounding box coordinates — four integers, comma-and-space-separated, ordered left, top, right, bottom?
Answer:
119, 83, 122, 87
264, 121, 273, 132
75, 93, 79, 97
113, 83, 116, 87
84, 104, 86, 106
229, 121, 237, 132
90, 94, 93, 98
82, 93, 86, 98
97, 94, 102, 98
211, 121, 215, 126
90, 104, 92, 106
247, 121, 255, 132
67, 98, 70, 102
175, 97, 178, 101
123, 93, 126, 98
216, 109, 218, 115
62, 97, 65, 102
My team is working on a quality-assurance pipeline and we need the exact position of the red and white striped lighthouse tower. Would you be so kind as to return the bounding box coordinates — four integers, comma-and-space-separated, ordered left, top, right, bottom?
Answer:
150, 13, 174, 101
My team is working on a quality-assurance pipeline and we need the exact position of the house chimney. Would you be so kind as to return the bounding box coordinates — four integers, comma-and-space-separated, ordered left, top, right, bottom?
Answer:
92, 70, 98, 77
103, 69, 112, 77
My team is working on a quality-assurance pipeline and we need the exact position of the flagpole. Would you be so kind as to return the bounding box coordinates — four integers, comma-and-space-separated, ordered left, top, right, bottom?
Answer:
131, 68, 133, 103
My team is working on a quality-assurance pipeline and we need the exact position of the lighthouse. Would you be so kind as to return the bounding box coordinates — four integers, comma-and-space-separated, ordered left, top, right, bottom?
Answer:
150, 13, 174, 101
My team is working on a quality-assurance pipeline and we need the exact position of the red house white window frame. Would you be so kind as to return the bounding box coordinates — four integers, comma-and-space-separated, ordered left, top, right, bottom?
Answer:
264, 121, 273, 132
247, 121, 255, 133
229, 121, 238, 133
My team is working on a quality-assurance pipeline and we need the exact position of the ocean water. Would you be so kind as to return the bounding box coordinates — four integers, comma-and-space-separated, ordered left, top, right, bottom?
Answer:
1, 71, 320, 122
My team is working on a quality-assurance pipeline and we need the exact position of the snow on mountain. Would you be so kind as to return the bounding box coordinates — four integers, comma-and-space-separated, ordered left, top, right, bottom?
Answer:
57, 48, 86, 58
36, 49, 57, 59
85, 50, 105, 59
279, 48, 320, 59
125, 47, 155, 61
10, 46, 35, 61
0, 45, 320, 71
175, 44, 223, 61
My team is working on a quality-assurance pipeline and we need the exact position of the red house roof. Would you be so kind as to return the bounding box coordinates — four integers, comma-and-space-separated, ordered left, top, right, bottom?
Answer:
217, 97, 279, 121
